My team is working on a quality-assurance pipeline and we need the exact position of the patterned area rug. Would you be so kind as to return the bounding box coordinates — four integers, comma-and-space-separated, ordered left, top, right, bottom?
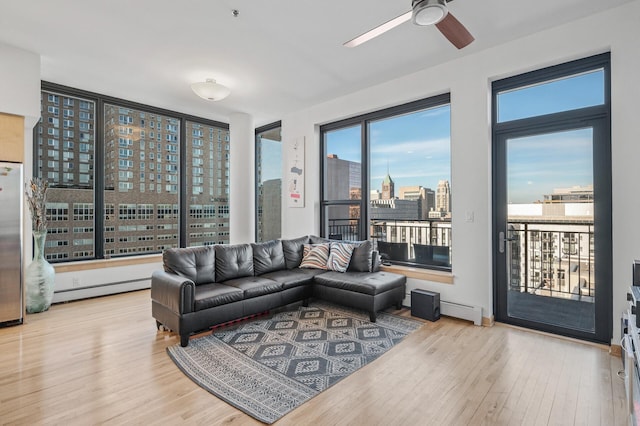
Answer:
166, 302, 422, 424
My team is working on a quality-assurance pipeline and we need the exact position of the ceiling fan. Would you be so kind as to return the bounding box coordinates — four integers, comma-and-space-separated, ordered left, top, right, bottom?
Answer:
344, 0, 474, 50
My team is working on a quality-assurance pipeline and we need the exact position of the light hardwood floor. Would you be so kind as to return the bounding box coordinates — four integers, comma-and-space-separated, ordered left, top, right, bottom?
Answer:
0, 290, 627, 425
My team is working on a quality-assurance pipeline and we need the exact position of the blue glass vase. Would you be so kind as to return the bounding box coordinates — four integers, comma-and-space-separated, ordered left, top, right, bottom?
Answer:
25, 230, 56, 313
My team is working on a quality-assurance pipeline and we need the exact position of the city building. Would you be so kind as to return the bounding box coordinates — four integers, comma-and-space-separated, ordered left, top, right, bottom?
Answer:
435, 179, 451, 214
370, 198, 420, 221
399, 185, 435, 219
381, 172, 394, 200
38, 92, 230, 261
325, 154, 362, 238
257, 178, 282, 242
508, 187, 594, 300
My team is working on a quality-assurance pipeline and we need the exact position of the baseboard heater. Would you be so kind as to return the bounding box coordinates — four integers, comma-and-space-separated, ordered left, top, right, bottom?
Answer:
53, 278, 150, 303
440, 300, 482, 326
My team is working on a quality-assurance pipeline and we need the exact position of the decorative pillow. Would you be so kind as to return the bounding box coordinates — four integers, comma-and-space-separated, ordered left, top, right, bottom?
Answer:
299, 243, 330, 270
281, 236, 310, 269
327, 242, 356, 273
251, 240, 285, 275
347, 240, 373, 272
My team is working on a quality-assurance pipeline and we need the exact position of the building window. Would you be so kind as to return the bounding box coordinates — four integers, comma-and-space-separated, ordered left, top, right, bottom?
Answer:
320, 94, 451, 270
184, 120, 230, 247
255, 122, 282, 242
35, 83, 230, 262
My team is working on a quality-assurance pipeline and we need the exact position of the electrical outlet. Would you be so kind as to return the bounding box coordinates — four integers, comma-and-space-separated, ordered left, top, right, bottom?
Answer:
72, 277, 81, 288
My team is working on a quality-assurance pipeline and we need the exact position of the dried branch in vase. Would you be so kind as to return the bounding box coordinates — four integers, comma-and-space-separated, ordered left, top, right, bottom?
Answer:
25, 177, 48, 232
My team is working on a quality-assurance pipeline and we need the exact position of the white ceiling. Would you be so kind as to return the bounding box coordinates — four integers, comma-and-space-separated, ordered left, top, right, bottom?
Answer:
0, 0, 633, 126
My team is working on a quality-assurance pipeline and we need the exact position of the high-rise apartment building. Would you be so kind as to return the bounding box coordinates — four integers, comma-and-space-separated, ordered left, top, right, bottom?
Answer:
37, 90, 230, 262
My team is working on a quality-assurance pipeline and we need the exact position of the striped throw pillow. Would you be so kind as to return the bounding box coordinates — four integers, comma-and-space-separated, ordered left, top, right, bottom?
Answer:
299, 243, 330, 270
327, 242, 356, 273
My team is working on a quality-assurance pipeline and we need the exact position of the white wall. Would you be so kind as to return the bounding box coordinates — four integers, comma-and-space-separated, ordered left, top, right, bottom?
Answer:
281, 1, 640, 343
0, 41, 40, 124
229, 112, 256, 244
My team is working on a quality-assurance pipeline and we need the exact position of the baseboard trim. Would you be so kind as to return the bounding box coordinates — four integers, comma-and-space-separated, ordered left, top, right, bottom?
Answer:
482, 315, 495, 327
610, 344, 622, 358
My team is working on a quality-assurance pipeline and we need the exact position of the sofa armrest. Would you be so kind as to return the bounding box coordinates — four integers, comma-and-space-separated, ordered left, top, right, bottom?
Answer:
151, 270, 195, 315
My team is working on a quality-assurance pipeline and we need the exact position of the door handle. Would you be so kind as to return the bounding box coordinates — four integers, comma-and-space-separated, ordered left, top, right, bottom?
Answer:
498, 231, 518, 253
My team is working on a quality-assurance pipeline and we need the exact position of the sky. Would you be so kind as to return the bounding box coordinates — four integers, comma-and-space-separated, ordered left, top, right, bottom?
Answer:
326, 105, 451, 193
258, 137, 282, 182
324, 68, 604, 203
507, 128, 593, 203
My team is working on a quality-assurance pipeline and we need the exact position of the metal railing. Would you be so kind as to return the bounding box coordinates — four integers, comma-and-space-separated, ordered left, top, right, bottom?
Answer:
327, 218, 452, 269
507, 220, 594, 301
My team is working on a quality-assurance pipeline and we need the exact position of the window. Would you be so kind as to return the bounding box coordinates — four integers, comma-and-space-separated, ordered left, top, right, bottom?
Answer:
255, 122, 282, 242
36, 83, 230, 262
184, 120, 230, 247
320, 94, 451, 270
73, 203, 94, 221
496, 69, 605, 123
37, 91, 95, 260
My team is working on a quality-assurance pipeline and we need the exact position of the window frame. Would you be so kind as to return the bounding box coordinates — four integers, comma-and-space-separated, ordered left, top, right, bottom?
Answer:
491, 52, 612, 343
35, 81, 229, 263
319, 93, 451, 271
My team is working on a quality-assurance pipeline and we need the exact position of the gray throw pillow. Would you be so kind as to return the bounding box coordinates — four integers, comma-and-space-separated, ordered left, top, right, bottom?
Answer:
163, 246, 216, 284
347, 240, 373, 272
215, 244, 254, 282
281, 236, 310, 269
251, 240, 286, 275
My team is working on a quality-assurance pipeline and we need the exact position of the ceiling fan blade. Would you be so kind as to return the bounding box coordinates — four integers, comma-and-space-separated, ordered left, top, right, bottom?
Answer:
344, 10, 412, 48
435, 12, 474, 49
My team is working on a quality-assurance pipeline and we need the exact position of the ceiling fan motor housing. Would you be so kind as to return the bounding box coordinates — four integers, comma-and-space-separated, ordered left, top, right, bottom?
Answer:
412, 0, 449, 26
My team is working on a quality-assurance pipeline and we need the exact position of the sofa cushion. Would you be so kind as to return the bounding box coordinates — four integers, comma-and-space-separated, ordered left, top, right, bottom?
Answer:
194, 283, 243, 311
309, 235, 331, 244
281, 236, 309, 269
222, 276, 282, 299
347, 240, 373, 272
327, 242, 356, 273
299, 243, 330, 270
314, 271, 406, 296
215, 244, 254, 282
261, 268, 325, 289
252, 240, 286, 276
163, 246, 215, 285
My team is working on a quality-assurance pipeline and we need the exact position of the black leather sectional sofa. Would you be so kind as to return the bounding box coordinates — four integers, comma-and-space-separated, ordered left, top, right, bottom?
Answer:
151, 236, 407, 346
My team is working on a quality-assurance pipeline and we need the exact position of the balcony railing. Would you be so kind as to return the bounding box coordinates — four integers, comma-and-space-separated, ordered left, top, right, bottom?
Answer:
327, 218, 452, 270
507, 220, 594, 302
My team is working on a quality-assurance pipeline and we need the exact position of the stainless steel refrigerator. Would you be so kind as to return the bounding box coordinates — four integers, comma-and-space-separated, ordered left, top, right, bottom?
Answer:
0, 162, 23, 326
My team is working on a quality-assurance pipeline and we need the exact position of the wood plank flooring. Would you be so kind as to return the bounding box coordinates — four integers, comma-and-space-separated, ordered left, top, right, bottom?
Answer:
0, 290, 627, 425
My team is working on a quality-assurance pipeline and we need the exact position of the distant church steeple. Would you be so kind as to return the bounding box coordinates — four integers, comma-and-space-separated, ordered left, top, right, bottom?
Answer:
382, 162, 395, 200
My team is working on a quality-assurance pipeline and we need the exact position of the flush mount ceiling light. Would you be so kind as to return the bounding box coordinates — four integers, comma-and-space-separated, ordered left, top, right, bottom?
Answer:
190, 78, 231, 101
